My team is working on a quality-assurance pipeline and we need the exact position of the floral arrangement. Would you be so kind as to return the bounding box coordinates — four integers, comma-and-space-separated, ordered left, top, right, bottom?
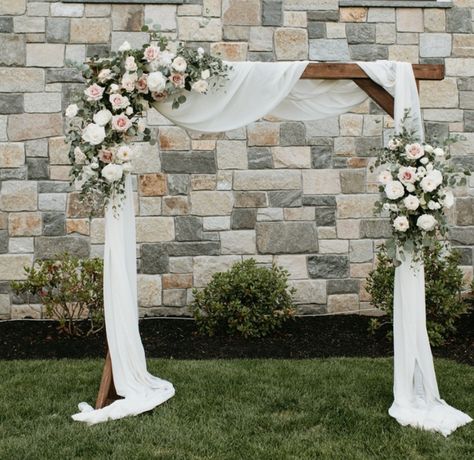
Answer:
64, 27, 230, 205
373, 115, 470, 262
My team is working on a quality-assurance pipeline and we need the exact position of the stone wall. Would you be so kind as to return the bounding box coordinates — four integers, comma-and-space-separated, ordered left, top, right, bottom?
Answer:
0, 0, 473, 319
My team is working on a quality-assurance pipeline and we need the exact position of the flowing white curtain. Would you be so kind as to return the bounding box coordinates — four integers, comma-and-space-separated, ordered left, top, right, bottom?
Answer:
72, 61, 471, 434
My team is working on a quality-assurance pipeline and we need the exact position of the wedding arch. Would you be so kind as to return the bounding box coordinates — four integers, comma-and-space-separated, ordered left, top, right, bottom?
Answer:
67, 52, 471, 436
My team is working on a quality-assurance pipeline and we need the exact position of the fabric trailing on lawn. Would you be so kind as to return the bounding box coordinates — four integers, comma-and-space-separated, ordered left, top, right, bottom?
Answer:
72, 60, 472, 434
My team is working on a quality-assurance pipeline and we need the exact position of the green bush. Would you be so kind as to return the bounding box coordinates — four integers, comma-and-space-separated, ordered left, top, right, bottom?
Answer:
11, 253, 104, 336
192, 258, 296, 338
366, 243, 470, 346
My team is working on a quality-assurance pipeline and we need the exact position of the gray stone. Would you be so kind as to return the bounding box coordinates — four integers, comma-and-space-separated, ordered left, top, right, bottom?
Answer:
453, 247, 472, 265
46, 68, 83, 84
308, 22, 325, 39
447, 8, 472, 33
458, 78, 474, 91
235, 191, 267, 208
0, 167, 27, 181
340, 169, 366, 194
450, 227, 474, 245
464, 111, 474, 132
46, 18, 69, 43
175, 216, 203, 242
87, 44, 110, 58
453, 155, 474, 171
315, 207, 336, 226
327, 279, 359, 295
268, 190, 302, 208
280, 122, 306, 146
163, 289, 187, 307
333, 158, 348, 169
424, 122, 449, 143
455, 198, 474, 226
161, 151, 216, 174
0, 34, 25, 66
356, 137, 382, 156
346, 23, 375, 44
27, 158, 49, 180
307, 11, 339, 22
35, 236, 89, 259
141, 244, 169, 274
262, 0, 282, 26
42, 213, 65, 236
420, 33, 452, 58
360, 219, 392, 238
0, 94, 23, 114
165, 242, 221, 257
310, 39, 350, 61
302, 195, 336, 207
311, 145, 333, 169
231, 208, 257, 229
0, 17, 13, 33
248, 51, 274, 62
256, 222, 318, 254
0, 231, 8, 254
38, 182, 71, 193
168, 174, 189, 195
248, 147, 273, 169
460, 92, 474, 110
308, 255, 350, 279
350, 45, 388, 60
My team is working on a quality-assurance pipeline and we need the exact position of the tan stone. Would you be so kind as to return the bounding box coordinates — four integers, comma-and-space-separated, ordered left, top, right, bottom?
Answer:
388, 45, 419, 63
162, 196, 190, 216
221, 230, 256, 254
66, 219, 90, 236
327, 294, 359, 313
272, 147, 311, 169
112, 4, 144, 31
284, 11, 307, 28
446, 58, 474, 77
177, 17, 222, 41
340, 114, 363, 136
0, 0, 26, 15
336, 219, 360, 239
67, 192, 94, 218
0, 255, 33, 281
303, 170, 340, 195
90, 218, 104, 244
159, 126, 190, 151
138, 274, 162, 307
216, 140, 248, 169
283, 207, 315, 221
334, 137, 356, 157
234, 170, 301, 190
420, 78, 458, 108
336, 195, 379, 219
350, 263, 373, 278
49, 137, 70, 165
396, 8, 423, 32
0, 182, 37, 212
8, 113, 62, 141
70, 19, 111, 44
50, 166, 70, 181
0, 143, 25, 168
274, 28, 308, 60
274, 255, 308, 279
11, 304, 42, 320
136, 217, 175, 243
26, 44, 64, 67
85, 4, 111, 18
211, 42, 248, 61
204, 0, 221, 17
191, 174, 216, 190
139, 174, 167, 197
191, 140, 216, 151
339, 7, 367, 22
193, 255, 241, 287
289, 279, 326, 304
318, 240, 349, 254
190, 191, 234, 216
223, 0, 261, 25
0, 68, 44, 93
453, 35, 474, 57
8, 212, 42, 236
163, 274, 192, 290
247, 122, 279, 146
424, 9, 446, 32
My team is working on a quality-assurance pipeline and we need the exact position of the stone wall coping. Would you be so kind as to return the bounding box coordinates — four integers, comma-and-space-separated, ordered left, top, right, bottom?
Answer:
339, 0, 452, 7
62, 0, 185, 3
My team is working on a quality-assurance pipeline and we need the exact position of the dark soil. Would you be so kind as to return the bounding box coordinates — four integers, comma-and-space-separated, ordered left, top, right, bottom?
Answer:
1, 310, 473, 365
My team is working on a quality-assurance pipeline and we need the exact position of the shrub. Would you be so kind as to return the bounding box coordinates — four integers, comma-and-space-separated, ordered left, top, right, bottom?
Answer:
192, 259, 296, 338
366, 243, 470, 347
11, 253, 104, 336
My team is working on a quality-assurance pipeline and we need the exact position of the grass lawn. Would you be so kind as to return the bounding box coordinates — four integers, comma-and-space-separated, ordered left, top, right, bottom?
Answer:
0, 358, 472, 460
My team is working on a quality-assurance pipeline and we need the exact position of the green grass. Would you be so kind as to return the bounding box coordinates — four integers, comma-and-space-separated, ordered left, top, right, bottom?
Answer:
0, 358, 472, 460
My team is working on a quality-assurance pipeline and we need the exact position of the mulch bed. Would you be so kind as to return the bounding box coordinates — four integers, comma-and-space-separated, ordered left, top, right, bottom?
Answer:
1, 310, 473, 365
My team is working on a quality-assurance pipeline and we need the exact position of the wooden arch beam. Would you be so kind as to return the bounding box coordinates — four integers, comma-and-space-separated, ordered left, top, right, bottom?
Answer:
95, 62, 445, 410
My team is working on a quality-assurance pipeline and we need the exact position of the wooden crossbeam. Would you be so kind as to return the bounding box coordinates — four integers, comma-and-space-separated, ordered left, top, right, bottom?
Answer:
95, 62, 445, 410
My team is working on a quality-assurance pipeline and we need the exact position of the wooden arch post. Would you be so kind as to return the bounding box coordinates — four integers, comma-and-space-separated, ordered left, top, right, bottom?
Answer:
95, 62, 445, 410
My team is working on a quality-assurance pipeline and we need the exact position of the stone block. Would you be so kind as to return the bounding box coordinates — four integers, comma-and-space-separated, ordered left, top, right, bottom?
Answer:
221, 230, 256, 254
0, 254, 32, 281
71, 19, 110, 44
310, 39, 350, 61
248, 122, 279, 146
138, 274, 161, 307
257, 208, 283, 221
166, 241, 220, 257
50, 2, 83, 17
216, 140, 248, 169
420, 33, 452, 58
161, 151, 216, 174
26, 44, 64, 67
336, 195, 378, 219
178, 17, 222, 41
290, 279, 326, 304
351, 44, 388, 61
425, 9, 445, 32
203, 216, 231, 231
141, 244, 169, 274
268, 190, 302, 208
24, 92, 62, 113
27, 158, 49, 180
248, 147, 273, 169
0, 143, 24, 168
327, 279, 359, 295
327, 294, 359, 313
167, 175, 189, 196
193, 255, 241, 287
452, 35, 474, 57
315, 207, 336, 227
274, 255, 307, 279
111, 4, 144, 31
163, 274, 192, 290
0, 34, 25, 66
8, 113, 62, 141
311, 145, 332, 169
360, 219, 392, 238
162, 196, 189, 216
396, 8, 423, 32
46, 18, 69, 43
346, 23, 375, 44
280, 122, 306, 146
420, 78, 458, 108
0, 68, 44, 93
162, 289, 187, 307
262, 0, 282, 26
249, 27, 273, 52
303, 170, 340, 195
234, 191, 267, 208
318, 239, 348, 254
159, 126, 190, 151
256, 222, 318, 254
305, 117, 339, 139
308, 22, 325, 39
42, 212, 65, 236
336, 219, 360, 239
376, 23, 396, 45
139, 174, 167, 197
284, 207, 315, 221
66, 219, 89, 236
234, 170, 301, 191
9, 237, 34, 254
39, 193, 66, 212
447, 7, 472, 34
339, 7, 367, 22
272, 147, 311, 169
231, 208, 257, 230
308, 255, 349, 279
169, 256, 193, 274
1, 0, 26, 15
191, 191, 234, 216
340, 169, 366, 194
175, 216, 202, 241
0, 17, 13, 33
136, 217, 175, 243
0, 181, 36, 212
223, 0, 261, 25
455, 198, 474, 226
211, 42, 247, 61
35, 236, 89, 259
275, 28, 308, 60
349, 240, 373, 263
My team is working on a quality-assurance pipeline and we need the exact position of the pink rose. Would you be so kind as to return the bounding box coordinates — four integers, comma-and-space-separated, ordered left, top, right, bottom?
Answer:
112, 114, 132, 132
97, 69, 113, 83
144, 45, 160, 63
84, 83, 105, 101
397, 166, 417, 184
151, 91, 168, 102
136, 75, 148, 93
121, 73, 137, 92
405, 143, 424, 160
109, 93, 130, 111
98, 149, 114, 163
169, 72, 186, 88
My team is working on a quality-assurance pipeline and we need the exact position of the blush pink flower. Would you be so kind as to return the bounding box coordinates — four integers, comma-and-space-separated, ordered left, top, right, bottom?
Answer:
98, 149, 114, 163
111, 114, 132, 132
109, 93, 130, 111
405, 143, 424, 160
397, 166, 417, 184
136, 75, 148, 93
151, 91, 168, 102
84, 83, 105, 101
169, 72, 186, 88
144, 45, 161, 63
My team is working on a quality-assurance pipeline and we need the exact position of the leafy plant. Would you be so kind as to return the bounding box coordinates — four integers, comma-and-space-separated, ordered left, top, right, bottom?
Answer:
192, 259, 296, 338
367, 243, 470, 346
11, 253, 104, 336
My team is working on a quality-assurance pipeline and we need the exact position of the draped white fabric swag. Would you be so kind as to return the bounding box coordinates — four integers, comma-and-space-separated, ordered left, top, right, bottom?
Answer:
72, 61, 472, 435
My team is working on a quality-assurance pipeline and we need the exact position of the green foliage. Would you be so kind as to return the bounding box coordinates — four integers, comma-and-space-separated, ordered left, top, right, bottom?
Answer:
11, 253, 104, 336
192, 259, 296, 338
367, 243, 470, 346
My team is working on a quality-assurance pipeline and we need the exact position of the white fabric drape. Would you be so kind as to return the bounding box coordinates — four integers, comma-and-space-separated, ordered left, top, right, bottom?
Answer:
72, 60, 471, 434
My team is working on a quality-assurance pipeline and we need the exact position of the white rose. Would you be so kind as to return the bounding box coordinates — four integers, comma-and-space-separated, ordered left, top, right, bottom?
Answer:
158, 50, 175, 67
405, 183, 415, 193
119, 41, 131, 52
417, 214, 437, 232
405, 143, 425, 160
172, 56, 187, 72
122, 162, 133, 173
98, 68, 113, 83
93, 109, 112, 127
441, 190, 454, 209
65, 104, 78, 118
388, 138, 401, 151
197, 47, 204, 56
403, 195, 420, 211
393, 216, 409, 233
385, 181, 405, 200
424, 144, 434, 153
82, 123, 105, 145
137, 118, 147, 133
191, 79, 209, 94
121, 72, 138, 92
429, 169, 443, 186
383, 203, 390, 211
420, 170, 443, 193
109, 83, 120, 93
433, 147, 445, 157
125, 56, 137, 72
420, 157, 429, 165
147, 71, 166, 92
116, 145, 134, 163
201, 69, 210, 80
428, 200, 441, 210
90, 160, 99, 170
390, 204, 398, 212
378, 170, 392, 185
101, 163, 123, 183
417, 166, 427, 178
125, 106, 133, 116
426, 163, 434, 172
